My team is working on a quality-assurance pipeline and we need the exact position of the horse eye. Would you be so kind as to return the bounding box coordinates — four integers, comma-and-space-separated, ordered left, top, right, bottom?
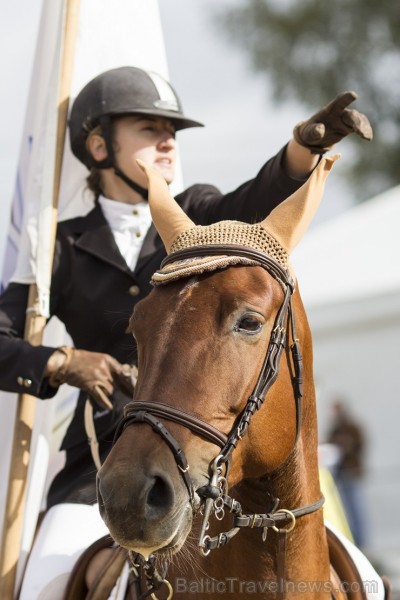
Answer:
234, 316, 263, 334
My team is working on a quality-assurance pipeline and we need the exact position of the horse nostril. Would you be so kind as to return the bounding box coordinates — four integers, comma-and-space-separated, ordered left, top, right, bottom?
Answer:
146, 474, 175, 515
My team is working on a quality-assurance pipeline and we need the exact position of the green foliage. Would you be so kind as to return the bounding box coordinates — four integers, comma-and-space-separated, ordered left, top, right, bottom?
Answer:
215, 0, 400, 200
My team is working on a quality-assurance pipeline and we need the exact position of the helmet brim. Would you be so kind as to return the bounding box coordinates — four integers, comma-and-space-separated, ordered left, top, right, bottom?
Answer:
105, 108, 204, 131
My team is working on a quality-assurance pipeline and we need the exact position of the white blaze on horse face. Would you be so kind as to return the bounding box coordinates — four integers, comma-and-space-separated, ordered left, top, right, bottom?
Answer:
178, 276, 199, 295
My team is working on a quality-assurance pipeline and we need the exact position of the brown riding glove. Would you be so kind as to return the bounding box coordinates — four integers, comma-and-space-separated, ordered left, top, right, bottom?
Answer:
293, 91, 373, 154
45, 346, 136, 410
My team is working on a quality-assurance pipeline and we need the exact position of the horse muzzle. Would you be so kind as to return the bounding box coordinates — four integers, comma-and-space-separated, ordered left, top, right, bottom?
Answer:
96, 437, 194, 553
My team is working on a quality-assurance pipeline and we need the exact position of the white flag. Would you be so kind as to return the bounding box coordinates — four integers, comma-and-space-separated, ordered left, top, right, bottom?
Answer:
0, 0, 178, 589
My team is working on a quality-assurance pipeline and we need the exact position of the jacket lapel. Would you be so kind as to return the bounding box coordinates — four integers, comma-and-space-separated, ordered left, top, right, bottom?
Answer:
72, 204, 166, 279
73, 204, 135, 277
134, 223, 166, 276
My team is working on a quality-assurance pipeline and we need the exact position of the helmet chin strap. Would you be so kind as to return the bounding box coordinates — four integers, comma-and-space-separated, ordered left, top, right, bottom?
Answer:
113, 166, 148, 200
93, 115, 149, 201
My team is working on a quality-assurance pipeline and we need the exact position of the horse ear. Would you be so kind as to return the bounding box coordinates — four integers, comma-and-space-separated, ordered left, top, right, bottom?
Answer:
260, 154, 340, 254
136, 159, 195, 253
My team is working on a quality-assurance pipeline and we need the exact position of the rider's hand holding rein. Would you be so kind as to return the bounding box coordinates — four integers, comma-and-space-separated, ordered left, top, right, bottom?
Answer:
44, 346, 135, 410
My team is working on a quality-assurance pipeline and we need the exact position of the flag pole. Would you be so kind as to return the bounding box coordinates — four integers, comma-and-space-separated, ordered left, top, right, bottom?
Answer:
0, 0, 80, 596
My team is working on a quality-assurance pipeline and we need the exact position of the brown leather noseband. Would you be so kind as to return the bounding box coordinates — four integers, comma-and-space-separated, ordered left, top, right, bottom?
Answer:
114, 402, 228, 504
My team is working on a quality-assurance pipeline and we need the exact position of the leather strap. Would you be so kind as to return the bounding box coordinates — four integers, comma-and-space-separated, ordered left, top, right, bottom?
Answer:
330, 565, 349, 600
276, 529, 288, 600
64, 535, 127, 600
92, 115, 149, 200
121, 409, 194, 504
326, 526, 368, 600
122, 401, 228, 448
233, 496, 325, 529
87, 548, 128, 600
84, 399, 102, 471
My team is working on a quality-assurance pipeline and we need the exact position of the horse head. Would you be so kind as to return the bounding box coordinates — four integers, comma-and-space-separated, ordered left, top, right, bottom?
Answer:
97, 156, 338, 567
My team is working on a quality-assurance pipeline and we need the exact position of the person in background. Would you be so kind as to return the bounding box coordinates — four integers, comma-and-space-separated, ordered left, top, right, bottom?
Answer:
327, 399, 368, 548
0, 66, 372, 597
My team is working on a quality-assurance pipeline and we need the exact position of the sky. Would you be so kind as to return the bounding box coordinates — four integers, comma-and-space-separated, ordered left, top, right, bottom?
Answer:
0, 0, 355, 271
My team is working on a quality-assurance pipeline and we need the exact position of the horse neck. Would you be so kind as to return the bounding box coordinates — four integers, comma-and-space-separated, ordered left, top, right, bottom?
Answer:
170, 380, 332, 597
216, 414, 331, 598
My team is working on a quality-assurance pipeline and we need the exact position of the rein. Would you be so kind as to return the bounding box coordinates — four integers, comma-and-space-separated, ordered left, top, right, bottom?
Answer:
111, 244, 324, 599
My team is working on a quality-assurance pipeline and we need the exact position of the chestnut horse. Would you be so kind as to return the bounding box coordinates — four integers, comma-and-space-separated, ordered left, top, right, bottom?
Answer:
94, 156, 385, 600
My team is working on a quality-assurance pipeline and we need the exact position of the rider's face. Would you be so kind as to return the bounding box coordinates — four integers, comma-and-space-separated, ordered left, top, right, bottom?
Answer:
112, 115, 177, 186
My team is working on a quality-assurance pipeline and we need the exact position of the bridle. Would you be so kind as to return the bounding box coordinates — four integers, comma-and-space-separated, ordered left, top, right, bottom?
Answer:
112, 244, 324, 599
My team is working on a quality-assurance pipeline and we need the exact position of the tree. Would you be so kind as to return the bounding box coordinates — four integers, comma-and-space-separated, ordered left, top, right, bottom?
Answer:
215, 0, 400, 201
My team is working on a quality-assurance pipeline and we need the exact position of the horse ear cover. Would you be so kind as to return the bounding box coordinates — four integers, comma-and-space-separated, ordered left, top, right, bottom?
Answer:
137, 154, 340, 258
260, 154, 340, 254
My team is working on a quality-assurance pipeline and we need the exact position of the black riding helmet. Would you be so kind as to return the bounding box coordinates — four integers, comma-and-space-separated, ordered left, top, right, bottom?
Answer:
68, 66, 203, 198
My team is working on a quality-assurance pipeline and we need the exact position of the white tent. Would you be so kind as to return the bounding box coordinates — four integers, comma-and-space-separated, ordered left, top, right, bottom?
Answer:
292, 185, 400, 568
